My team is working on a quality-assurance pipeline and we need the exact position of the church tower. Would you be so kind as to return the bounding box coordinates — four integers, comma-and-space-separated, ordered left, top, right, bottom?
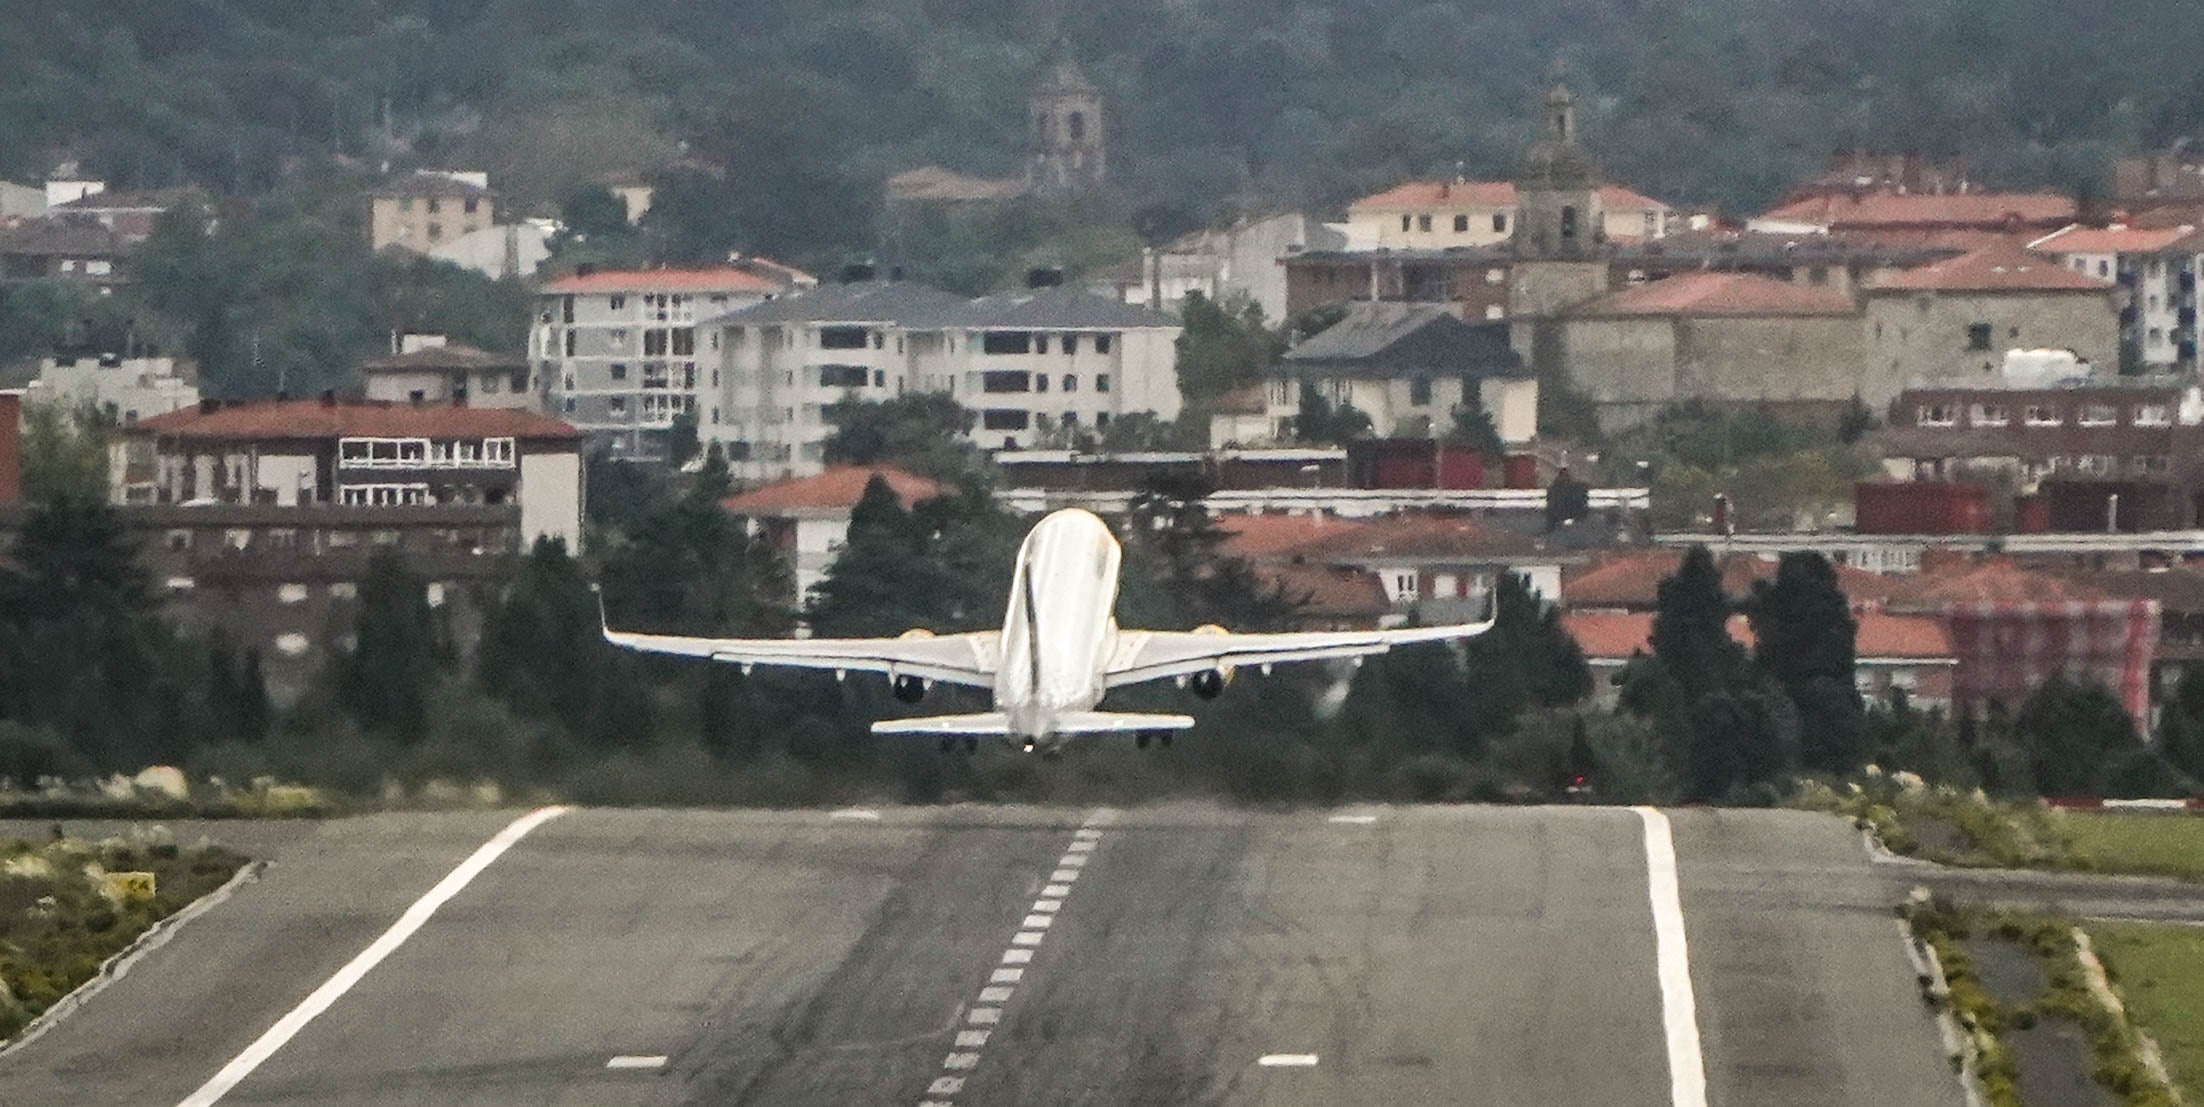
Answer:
1029, 43, 1106, 191
1512, 79, 1604, 261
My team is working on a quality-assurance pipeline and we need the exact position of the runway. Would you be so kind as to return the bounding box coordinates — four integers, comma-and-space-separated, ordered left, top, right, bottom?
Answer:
0, 805, 1961, 1107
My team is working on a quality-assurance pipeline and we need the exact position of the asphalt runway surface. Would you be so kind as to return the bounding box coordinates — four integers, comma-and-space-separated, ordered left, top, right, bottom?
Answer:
0, 804, 1972, 1107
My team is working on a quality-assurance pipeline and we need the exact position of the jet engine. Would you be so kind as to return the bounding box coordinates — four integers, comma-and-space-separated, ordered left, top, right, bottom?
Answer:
1190, 624, 1233, 699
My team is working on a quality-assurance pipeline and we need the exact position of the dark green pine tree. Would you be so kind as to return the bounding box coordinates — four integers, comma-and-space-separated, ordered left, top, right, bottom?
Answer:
2015, 676, 2141, 796
2160, 670, 2204, 786
806, 475, 944, 637
1459, 572, 1592, 743
1744, 552, 1866, 775
1647, 545, 1747, 701
1630, 545, 1792, 800
237, 646, 270, 742
340, 550, 440, 740
481, 537, 653, 748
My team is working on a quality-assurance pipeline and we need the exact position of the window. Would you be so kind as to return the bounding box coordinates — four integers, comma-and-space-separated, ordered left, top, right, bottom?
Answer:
610, 363, 628, 381
1068, 111, 1085, 141
1492, 214, 1507, 233
1063, 375, 1078, 393
608, 294, 625, 311
480, 374, 500, 394
426, 222, 442, 241
1917, 403, 1957, 426
2024, 404, 2061, 426
1410, 377, 1433, 406
1560, 206, 1578, 239
1807, 267, 1830, 286
608, 396, 627, 416
820, 364, 868, 388
1059, 334, 1077, 355
873, 370, 885, 387
982, 371, 1032, 393
2134, 455, 2173, 474
642, 363, 670, 389
644, 329, 668, 356
2136, 403, 2172, 426
1970, 404, 2008, 426
819, 326, 869, 350
1417, 214, 1432, 232
338, 484, 430, 506
981, 409, 1031, 430
1401, 215, 1412, 232
1036, 374, 1049, 392
671, 328, 694, 356
983, 332, 1034, 355
1966, 323, 1993, 351
463, 197, 478, 214
1096, 373, 1111, 393
561, 296, 574, 324
1453, 214, 1469, 233
426, 198, 441, 214
2079, 403, 2117, 426
1096, 412, 1112, 429
1094, 334, 1112, 354
1037, 334, 1050, 354
563, 331, 576, 356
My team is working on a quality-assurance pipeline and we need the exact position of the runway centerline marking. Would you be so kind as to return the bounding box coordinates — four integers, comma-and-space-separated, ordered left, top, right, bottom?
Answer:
174, 806, 571, 1107
605, 1055, 667, 1070
1258, 1053, 1320, 1067
829, 808, 883, 821
1634, 806, 1708, 1107
916, 809, 1114, 1105
1328, 814, 1378, 825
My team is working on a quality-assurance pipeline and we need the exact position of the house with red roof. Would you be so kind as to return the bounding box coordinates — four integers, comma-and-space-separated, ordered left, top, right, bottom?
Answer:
1560, 549, 1898, 614
1217, 510, 1572, 626
1747, 191, 2077, 241
1862, 244, 2120, 395
720, 465, 944, 600
1561, 610, 1956, 709
1557, 270, 1868, 428
532, 263, 814, 463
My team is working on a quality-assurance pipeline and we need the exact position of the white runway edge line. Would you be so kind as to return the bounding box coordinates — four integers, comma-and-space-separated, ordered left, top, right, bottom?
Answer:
917, 808, 1115, 1106
1633, 806, 1708, 1107
175, 806, 572, 1107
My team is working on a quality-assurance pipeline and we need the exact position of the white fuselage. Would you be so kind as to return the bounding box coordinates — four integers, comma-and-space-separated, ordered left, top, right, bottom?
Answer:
995, 509, 1122, 737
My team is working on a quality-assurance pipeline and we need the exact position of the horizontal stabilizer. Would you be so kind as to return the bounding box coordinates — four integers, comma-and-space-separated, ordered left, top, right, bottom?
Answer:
871, 713, 1012, 736
1051, 712, 1196, 734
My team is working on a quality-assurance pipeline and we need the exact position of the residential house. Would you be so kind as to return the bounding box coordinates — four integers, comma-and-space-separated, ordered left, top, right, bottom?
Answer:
1862, 244, 2120, 391
48, 187, 199, 242
1558, 271, 1865, 429
361, 337, 536, 411
536, 266, 807, 461
1560, 549, 1900, 613
1561, 610, 1956, 709
21, 353, 198, 425
0, 218, 128, 289
2029, 224, 2200, 372
1788, 151, 1974, 200
1218, 510, 1570, 624
708, 277, 1183, 479
1347, 180, 1675, 250
1110, 212, 1345, 323
1268, 302, 1537, 443
2115, 151, 2204, 209
0, 180, 44, 220
426, 219, 558, 281
368, 171, 497, 254
720, 465, 943, 602
1747, 191, 2078, 242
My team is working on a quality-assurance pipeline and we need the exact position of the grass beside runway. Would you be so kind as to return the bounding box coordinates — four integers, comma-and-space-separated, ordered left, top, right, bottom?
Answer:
0, 830, 248, 1040
2085, 922, 2204, 1099
2061, 815, 2204, 883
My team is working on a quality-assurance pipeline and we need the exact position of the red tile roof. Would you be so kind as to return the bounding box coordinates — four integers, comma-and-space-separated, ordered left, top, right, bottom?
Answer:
1756, 191, 2077, 230
1562, 550, 1897, 611
1258, 563, 1392, 620
132, 399, 581, 441
1882, 557, 2110, 609
2029, 224, 2197, 256
1869, 244, 2115, 293
721, 466, 942, 516
1216, 513, 1367, 560
1572, 271, 1857, 318
1352, 181, 1669, 212
540, 267, 785, 295
1563, 610, 1953, 661
1215, 512, 1545, 564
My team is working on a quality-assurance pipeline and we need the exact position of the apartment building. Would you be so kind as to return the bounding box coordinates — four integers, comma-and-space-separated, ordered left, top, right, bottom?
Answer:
361, 335, 536, 411
1347, 180, 1675, 250
367, 171, 497, 254
2030, 224, 2202, 373
535, 266, 810, 461
708, 277, 1183, 481
21, 353, 199, 424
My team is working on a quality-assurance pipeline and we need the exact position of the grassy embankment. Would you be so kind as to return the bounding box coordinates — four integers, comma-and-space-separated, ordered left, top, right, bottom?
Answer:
2062, 814, 2204, 882
1804, 777, 2204, 882
2087, 922, 2204, 1100
0, 831, 249, 1040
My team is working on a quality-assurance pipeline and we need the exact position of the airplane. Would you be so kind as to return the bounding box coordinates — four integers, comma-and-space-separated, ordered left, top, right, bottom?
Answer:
602, 507, 1495, 753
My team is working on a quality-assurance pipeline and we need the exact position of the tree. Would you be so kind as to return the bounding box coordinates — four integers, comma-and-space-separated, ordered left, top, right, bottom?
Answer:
1744, 552, 1865, 775
2014, 676, 2141, 796
1172, 292, 1284, 404
481, 537, 652, 748
1459, 571, 1592, 743
600, 470, 790, 638
807, 475, 1016, 637
2160, 670, 2204, 784
559, 186, 633, 243
1625, 545, 1794, 800
19, 403, 111, 504
822, 394, 982, 481
1447, 404, 1504, 456
339, 550, 440, 740
1294, 383, 1372, 445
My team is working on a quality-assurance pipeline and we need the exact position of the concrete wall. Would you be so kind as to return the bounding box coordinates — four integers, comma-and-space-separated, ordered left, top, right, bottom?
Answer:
1676, 316, 1866, 403
1509, 260, 1610, 320
518, 449, 583, 552
1479, 377, 1541, 444
1863, 289, 2120, 400
369, 191, 494, 254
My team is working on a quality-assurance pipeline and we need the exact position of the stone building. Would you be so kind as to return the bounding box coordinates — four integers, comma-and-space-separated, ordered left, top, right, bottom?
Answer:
1861, 244, 2120, 394
1029, 46, 1106, 191
1558, 271, 1865, 428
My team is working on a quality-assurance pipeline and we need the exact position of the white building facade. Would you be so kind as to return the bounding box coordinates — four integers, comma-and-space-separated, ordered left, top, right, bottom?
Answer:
23, 354, 199, 425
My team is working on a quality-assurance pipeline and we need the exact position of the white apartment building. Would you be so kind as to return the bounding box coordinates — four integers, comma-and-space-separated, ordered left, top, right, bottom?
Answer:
2031, 224, 2203, 372
534, 267, 803, 461
708, 279, 1184, 482
22, 353, 199, 425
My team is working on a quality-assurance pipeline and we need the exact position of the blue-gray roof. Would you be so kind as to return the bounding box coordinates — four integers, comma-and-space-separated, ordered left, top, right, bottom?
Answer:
1280, 302, 1526, 378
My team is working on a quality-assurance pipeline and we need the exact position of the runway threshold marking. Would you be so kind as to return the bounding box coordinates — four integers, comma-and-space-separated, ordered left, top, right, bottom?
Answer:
174, 806, 572, 1107
1633, 806, 1709, 1107
914, 808, 1117, 1106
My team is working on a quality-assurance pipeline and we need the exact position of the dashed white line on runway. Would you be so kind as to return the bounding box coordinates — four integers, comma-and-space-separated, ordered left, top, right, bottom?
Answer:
915, 808, 1114, 1105
1258, 1053, 1321, 1067
605, 1055, 667, 1070
1328, 813, 1378, 824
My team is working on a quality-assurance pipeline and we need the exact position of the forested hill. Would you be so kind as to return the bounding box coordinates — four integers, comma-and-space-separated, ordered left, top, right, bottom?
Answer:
7, 1, 2202, 262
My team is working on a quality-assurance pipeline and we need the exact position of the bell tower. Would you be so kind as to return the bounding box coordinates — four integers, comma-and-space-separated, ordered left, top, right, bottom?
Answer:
1512, 79, 1604, 261
1029, 41, 1106, 191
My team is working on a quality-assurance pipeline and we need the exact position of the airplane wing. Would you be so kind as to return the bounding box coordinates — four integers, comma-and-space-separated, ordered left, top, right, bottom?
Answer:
1102, 619, 1494, 689
602, 624, 1000, 688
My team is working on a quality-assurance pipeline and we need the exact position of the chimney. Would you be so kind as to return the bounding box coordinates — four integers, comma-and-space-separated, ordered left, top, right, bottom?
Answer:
1711, 493, 1731, 536
320, 388, 337, 408
1025, 266, 1065, 289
